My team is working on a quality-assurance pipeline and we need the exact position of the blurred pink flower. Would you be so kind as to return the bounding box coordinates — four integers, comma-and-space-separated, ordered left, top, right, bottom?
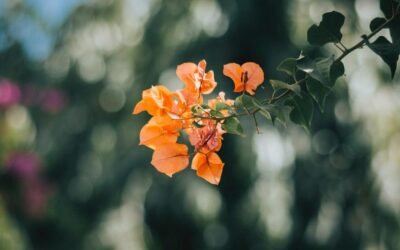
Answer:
40, 88, 66, 113
5, 151, 41, 180
0, 79, 21, 108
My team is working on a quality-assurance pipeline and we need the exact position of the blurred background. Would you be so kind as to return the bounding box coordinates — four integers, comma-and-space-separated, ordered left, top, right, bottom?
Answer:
0, 0, 400, 249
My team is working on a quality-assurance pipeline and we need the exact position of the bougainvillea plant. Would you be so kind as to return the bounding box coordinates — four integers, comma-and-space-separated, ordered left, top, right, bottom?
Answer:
134, 0, 400, 185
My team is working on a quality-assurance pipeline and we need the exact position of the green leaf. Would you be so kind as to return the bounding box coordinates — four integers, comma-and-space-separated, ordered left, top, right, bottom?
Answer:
260, 104, 287, 126
297, 56, 344, 86
235, 95, 259, 111
380, 0, 400, 44
306, 77, 331, 112
370, 17, 387, 32
270, 80, 301, 96
307, 11, 345, 46
215, 102, 233, 112
366, 36, 399, 78
330, 61, 345, 84
192, 121, 204, 128
222, 117, 244, 136
200, 104, 211, 110
285, 94, 314, 131
277, 58, 297, 76
210, 109, 224, 118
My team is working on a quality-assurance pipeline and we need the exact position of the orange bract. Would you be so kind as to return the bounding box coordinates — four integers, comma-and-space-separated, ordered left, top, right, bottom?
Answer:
151, 143, 189, 177
133, 85, 174, 116
176, 59, 217, 95
223, 62, 264, 95
192, 152, 224, 185
139, 123, 179, 150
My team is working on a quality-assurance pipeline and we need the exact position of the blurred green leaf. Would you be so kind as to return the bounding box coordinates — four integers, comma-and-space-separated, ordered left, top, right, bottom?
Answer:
235, 95, 258, 111
277, 58, 297, 76
260, 104, 287, 126
222, 117, 244, 136
306, 77, 331, 112
285, 94, 314, 131
210, 109, 224, 118
270, 79, 301, 96
307, 11, 345, 46
215, 102, 233, 112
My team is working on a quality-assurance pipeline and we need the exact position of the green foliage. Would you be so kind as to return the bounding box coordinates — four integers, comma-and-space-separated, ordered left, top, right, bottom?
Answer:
306, 77, 331, 112
277, 58, 297, 76
222, 117, 244, 136
307, 11, 345, 46
370, 17, 387, 32
285, 94, 314, 131
297, 55, 344, 86
215, 102, 233, 112
270, 79, 301, 96
380, 0, 400, 43
366, 36, 399, 78
260, 104, 287, 126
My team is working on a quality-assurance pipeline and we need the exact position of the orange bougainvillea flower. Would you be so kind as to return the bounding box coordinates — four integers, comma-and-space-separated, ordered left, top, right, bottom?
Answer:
139, 115, 180, 149
192, 152, 224, 185
151, 143, 189, 177
176, 59, 217, 95
133, 85, 174, 116
223, 62, 264, 95
187, 119, 223, 153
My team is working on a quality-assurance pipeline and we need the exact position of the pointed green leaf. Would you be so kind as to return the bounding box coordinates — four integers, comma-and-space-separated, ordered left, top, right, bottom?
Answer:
210, 109, 224, 118
270, 80, 301, 96
297, 56, 344, 86
307, 11, 345, 46
222, 117, 244, 136
380, 0, 400, 44
285, 94, 314, 131
277, 58, 297, 76
306, 77, 331, 112
215, 102, 233, 112
366, 36, 399, 78
261, 104, 287, 126
235, 95, 261, 111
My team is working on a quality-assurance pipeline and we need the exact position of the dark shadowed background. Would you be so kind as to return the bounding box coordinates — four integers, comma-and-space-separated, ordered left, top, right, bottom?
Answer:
0, 0, 399, 249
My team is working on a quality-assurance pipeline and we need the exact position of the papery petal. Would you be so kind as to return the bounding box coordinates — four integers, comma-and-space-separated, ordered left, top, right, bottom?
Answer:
151, 143, 189, 176
223, 63, 243, 92
200, 70, 217, 94
192, 152, 224, 185
242, 62, 264, 95
176, 63, 197, 91
132, 86, 174, 116
139, 123, 179, 149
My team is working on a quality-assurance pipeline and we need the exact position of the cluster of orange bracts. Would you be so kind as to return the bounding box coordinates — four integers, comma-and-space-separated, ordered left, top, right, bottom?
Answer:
133, 60, 264, 185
